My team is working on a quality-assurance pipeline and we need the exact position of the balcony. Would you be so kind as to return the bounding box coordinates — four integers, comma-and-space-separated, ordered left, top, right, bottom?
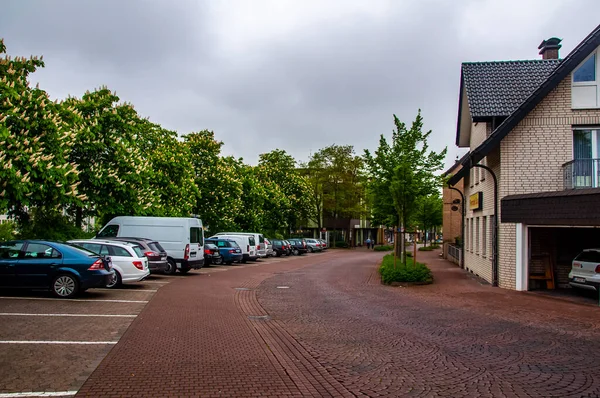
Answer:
563, 159, 600, 189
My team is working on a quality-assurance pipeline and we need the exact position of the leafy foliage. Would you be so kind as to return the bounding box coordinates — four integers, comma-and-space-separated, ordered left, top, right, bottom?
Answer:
364, 111, 446, 262
0, 220, 15, 241
378, 254, 432, 284
374, 244, 393, 251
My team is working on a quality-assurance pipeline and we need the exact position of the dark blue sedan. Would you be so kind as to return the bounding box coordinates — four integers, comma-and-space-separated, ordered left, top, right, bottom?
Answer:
205, 238, 243, 265
0, 240, 113, 298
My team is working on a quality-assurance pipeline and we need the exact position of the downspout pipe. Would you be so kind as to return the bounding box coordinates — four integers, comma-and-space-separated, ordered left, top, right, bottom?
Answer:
471, 163, 499, 287
447, 185, 465, 269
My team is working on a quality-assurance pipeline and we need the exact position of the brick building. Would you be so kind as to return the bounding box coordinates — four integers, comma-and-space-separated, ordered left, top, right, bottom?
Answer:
448, 24, 600, 291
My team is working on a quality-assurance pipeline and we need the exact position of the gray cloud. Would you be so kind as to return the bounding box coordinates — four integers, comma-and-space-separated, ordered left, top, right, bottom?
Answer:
2, 0, 600, 169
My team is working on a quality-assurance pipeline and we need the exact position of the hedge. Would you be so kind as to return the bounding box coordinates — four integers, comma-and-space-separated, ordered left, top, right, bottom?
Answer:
378, 254, 432, 284
374, 245, 393, 251
418, 245, 441, 251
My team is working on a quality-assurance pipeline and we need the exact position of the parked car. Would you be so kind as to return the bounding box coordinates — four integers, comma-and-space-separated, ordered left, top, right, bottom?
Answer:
569, 249, 600, 292
0, 240, 113, 298
96, 216, 205, 274
271, 240, 289, 257
97, 237, 169, 274
214, 232, 266, 258
68, 239, 150, 288
320, 239, 328, 250
288, 238, 308, 256
264, 238, 274, 257
209, 234, 257, 263
203, 243, 222, 266
282, 240, 292, 256
205, 238, 243, 264
305, 238, 323, 253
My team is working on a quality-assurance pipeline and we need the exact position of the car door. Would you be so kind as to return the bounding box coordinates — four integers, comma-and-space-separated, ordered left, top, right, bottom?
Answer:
16, 242, 63, 288
0, 241, 24, 287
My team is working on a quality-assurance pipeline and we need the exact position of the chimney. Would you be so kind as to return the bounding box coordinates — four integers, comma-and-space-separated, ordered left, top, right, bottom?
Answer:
538, 37, 562, 60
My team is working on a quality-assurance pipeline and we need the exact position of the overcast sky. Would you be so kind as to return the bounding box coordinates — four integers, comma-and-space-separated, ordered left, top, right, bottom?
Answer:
2, 0, 599, 169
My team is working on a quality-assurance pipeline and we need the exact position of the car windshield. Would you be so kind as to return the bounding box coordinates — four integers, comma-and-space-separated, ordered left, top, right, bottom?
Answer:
230, 241, 240, 248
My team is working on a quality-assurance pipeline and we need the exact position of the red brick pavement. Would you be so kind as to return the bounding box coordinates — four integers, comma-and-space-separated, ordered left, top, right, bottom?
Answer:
77, 248, 600, 397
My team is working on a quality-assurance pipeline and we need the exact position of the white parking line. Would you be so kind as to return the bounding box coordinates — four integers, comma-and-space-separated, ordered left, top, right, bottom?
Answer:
94, 288, 158, 292
141, 281, 169, 284
0, 313, 136, 318
0, 341, 117, 345
0, 391, 77, 397
0, 297, 148, 303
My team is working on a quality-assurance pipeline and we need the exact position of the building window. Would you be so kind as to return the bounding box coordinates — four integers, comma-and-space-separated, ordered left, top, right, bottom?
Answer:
482, 216, 487, 257
571, 128, 600, 188
470, 218, 474, 252
572, 48, 600, 108
475, 217, 480, 254
464, 218, 469, 250
489, 215, 495, 260
470, 168, 474, 188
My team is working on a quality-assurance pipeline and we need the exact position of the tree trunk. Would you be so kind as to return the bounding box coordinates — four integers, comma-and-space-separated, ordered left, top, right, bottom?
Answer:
75, 207, 83, 230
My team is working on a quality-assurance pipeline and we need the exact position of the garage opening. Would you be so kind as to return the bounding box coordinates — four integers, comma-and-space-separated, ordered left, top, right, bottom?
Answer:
528, 227, 600, 300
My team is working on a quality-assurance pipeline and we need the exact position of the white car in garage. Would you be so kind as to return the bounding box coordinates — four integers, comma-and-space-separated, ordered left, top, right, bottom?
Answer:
569, 249, 600, 292
68, 239, 150, 288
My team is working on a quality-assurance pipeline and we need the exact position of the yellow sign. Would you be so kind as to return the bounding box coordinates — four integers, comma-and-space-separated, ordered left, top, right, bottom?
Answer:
469, 192, 482, 211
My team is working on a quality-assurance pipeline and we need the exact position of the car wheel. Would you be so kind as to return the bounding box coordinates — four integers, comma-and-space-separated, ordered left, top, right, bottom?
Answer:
214, 257, 223, 265
164, 259, 177, 275
293, 249, 299, 256
52, 274, 79, 298
308, 247, 314, 253
106, 270, 122, 288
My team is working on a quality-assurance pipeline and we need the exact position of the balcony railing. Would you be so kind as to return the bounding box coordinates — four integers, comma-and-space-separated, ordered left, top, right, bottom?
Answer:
563, 158, 600, 189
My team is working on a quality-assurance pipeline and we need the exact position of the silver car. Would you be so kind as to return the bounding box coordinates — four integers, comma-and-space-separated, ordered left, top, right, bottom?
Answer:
264, 238, 274, 257
569, 249, 600, 291
305, 238, 323, 253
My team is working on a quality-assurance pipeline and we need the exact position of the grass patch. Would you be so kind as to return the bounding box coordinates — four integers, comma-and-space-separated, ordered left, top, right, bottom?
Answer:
418, 245, 441, 251
374, 245, 393, 251
378, 253, 432, 285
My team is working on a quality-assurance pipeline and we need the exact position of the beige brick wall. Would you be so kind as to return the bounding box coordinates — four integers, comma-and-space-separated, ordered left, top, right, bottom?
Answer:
463, 122, 498, 284
498, 74, 600, 289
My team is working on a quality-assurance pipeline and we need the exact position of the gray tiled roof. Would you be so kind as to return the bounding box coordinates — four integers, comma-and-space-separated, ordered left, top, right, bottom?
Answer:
462, 59, 561, 118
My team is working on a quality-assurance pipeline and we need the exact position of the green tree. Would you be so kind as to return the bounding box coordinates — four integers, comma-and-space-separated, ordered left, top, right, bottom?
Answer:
62, 88, 158, 227
364, 111, 446, 263
414, 194, 443, 247
307, 145, 365, 245
257, 150, 311, 237
0, 39, 82, 224
136, 120, 197, 217
185, 131, 243, 233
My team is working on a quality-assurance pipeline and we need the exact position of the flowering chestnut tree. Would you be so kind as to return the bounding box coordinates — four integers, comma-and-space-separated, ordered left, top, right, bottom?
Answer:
0, 39, 81, 221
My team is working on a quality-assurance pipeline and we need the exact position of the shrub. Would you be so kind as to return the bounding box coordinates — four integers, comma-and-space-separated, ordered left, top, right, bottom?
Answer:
334, 241, 349, 248
16, 208, 96, 241
378, 253, 432, 284
0, 221, 16, 241
374, 245, 393, 251
418, 245, 441, 251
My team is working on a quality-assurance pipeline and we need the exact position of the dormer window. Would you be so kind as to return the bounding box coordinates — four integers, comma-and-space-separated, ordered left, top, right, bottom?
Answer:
573, 54, 596, 82
572, 48, 600, 109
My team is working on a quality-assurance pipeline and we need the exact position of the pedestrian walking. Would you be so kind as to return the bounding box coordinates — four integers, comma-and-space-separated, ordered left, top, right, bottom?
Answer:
366, 238, 371, 249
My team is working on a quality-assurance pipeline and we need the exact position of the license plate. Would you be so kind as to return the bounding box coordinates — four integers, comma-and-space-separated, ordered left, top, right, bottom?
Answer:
574, 277, 586, 283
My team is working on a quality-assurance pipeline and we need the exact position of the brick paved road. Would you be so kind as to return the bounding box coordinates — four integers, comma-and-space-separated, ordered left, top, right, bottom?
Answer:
77, 249, 600, 397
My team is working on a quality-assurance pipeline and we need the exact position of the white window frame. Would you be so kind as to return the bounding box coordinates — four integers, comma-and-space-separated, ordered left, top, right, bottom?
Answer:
482, 216, 487, 257
475, 217, 480, 255
572, 48, 600, 109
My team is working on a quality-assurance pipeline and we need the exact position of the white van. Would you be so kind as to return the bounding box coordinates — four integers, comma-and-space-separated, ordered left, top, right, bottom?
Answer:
209, 234, 257, 263
97, 216, 204, 274
214, 232, 266, 258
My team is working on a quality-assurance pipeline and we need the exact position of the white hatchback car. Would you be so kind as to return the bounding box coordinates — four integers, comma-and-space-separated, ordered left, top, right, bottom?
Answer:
569, 249, 600, 292
68, 239, 150, 288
